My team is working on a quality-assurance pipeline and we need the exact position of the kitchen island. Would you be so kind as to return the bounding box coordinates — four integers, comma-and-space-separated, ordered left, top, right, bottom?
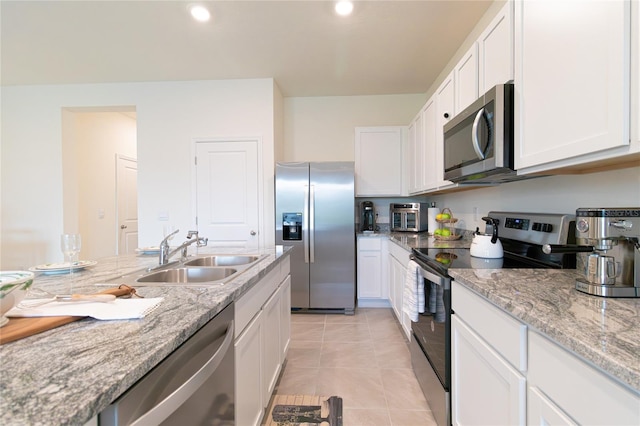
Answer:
0, 246, 291, 425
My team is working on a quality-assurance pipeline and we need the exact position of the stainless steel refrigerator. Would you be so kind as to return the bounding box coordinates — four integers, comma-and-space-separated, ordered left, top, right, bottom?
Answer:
275, 162, 355, 314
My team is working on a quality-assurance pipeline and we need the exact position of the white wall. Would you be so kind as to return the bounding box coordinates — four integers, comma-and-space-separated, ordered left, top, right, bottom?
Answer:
1, 79, 278, 269
283, 94, 426, 161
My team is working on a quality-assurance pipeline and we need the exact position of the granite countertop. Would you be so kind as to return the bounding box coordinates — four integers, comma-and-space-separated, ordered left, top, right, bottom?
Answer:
384, 231, 639, 393
0, 246, 291, 426
386, 229, 474, 250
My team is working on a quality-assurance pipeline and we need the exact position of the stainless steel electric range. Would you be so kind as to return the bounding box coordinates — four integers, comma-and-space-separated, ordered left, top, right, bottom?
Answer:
409, 211, 576, 426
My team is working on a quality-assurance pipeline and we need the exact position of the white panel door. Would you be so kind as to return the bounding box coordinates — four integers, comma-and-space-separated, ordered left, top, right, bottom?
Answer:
116, 156, 138, 255
196, 140, 259, 248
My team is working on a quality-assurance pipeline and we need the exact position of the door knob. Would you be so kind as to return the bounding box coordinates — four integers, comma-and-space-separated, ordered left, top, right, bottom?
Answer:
120, 225, 127, 229
250, 230, 256, 236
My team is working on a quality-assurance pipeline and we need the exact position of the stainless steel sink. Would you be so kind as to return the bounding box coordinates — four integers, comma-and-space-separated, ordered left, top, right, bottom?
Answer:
104, 253, 268, 287
136, 267, 237, 284
183, 255, 261, 267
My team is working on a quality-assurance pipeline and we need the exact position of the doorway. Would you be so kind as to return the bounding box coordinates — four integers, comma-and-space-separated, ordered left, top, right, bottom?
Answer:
62, 108, 137, 260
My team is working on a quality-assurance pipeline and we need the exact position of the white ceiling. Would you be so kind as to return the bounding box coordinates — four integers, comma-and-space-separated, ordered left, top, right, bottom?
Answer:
0, 0, 494, 97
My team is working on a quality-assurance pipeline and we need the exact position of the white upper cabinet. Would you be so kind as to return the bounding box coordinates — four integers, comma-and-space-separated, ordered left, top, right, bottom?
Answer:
478, 1, 514, 94
407, 113, 421, 194
632, 0, 639, 149
515, 0, 632, 173
409, 98, 439, 194
435, 74, 456, 189
355, 126, 407, 196
421, 98, 439, 191
455, 43, 479, 112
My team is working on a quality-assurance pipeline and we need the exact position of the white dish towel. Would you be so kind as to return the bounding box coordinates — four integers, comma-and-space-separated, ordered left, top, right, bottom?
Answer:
403, 260, 425, 322
7, 297, 164, 320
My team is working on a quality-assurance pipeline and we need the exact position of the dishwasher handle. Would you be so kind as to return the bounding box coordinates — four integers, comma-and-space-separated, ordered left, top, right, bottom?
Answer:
130, 320, 235, 426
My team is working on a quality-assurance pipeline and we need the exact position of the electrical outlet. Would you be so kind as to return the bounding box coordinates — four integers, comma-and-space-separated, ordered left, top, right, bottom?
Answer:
473, 207, 479, 221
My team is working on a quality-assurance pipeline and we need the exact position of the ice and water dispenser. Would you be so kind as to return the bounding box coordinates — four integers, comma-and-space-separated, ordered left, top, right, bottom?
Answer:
282, 212, 303, 240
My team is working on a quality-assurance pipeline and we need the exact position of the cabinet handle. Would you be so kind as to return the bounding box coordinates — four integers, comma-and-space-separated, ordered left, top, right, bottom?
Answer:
120, 225, 127, 229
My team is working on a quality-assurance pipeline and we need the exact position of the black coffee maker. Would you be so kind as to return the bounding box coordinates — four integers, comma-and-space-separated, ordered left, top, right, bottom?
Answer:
360, 201, 376, 232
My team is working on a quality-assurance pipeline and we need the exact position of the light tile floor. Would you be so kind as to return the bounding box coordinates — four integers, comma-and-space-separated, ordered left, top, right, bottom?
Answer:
270, 308, 438, 426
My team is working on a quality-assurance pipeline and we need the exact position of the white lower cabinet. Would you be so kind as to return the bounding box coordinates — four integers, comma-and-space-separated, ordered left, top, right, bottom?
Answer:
262, 287, 282, 408
234, 258, 291, 426
453, 282, 640, 426
451, 315, 526, 426
527, 331, 639, 426
387, 240, 412, 340
235, 310, 264, 426
357, 235, 390, 307
452, 283, 527, 425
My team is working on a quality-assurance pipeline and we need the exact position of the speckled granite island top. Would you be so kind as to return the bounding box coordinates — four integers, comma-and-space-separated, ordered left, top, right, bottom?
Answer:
449, 268, 640, 393
0, 246, 291, 426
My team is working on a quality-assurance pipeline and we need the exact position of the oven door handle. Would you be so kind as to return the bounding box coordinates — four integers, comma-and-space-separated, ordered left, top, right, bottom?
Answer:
410, 255, 450, 289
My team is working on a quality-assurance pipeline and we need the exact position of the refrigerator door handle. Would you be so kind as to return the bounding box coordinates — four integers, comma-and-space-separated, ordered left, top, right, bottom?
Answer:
303, 184, 310, 263
309, 184, 315, 263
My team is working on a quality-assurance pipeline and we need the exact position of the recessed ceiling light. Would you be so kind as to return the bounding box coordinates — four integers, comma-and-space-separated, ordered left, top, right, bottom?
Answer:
335, 1, 354, 17
189, 5, 211, 22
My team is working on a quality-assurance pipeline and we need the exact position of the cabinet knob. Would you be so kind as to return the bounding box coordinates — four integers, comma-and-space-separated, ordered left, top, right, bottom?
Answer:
250, 230, 257, 236
120, 225, 128, 229
444, 112, 450, 119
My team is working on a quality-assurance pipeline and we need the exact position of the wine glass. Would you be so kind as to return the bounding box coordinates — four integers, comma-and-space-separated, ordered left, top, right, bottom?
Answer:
61, 234, 82, 277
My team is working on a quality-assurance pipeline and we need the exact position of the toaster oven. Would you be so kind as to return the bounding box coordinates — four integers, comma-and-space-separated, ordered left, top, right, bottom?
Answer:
390, 203, 428, 232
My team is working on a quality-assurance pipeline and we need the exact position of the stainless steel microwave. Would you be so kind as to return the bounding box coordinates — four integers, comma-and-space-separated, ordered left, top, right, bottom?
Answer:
390, 203, 428, 232
443, 83, 516, 184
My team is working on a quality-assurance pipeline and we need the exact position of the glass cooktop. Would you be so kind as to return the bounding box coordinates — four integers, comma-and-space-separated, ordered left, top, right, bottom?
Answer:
412, 239, 575, 276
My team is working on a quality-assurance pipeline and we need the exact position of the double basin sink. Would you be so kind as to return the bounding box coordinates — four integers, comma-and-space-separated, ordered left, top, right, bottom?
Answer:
108, 254, 267, 287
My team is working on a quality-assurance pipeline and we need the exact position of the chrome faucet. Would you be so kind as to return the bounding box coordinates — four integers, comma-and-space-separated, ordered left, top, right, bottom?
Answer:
159, 229, 208, 265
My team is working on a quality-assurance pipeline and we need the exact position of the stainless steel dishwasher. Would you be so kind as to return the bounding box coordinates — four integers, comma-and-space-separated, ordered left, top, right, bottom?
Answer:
100, 302, 235, 425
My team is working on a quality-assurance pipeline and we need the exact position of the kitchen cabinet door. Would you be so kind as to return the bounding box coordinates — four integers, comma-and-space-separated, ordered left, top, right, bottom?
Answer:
388, 240, 412, 340
280, 275, 291, 360
355, 127, 407, 196
356, 236, 389, 307
478, 1, 514, 94
632, 0, 640, 149
435, 74, 456, 189
235, 311, 264, 426
262, 287, 282, 408
515, 0, 631, 173
408, 113, 423, 194
528, 387, 578, 426
451, 315, 526, 426
527, 331, 640, 425
455, 43, 479, 112
421, 98, 439, 192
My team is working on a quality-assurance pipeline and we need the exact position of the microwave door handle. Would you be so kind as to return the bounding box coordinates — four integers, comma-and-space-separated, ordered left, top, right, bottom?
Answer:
472, 108, 486, 160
